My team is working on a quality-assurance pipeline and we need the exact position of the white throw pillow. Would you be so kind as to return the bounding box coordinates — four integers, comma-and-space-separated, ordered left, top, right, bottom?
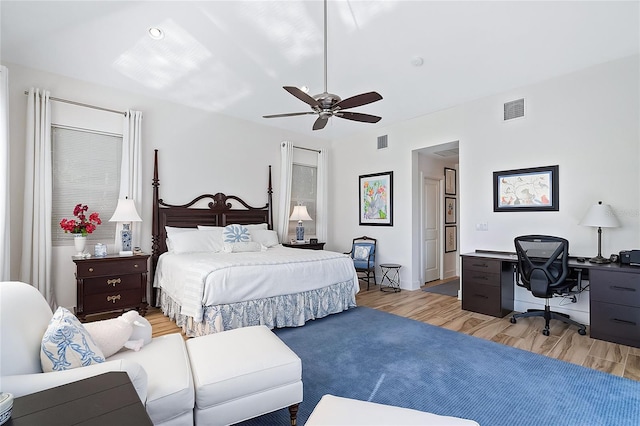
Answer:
244, 223, 268, 231
222, 241, 264, 253
354, 245, 371, 261
223, 224, 251, 243
169, 230, 224, 253
41, 307, 105, 372
165, 226, 197, 251
250, 229, 280, 247
83, 313, 134, 358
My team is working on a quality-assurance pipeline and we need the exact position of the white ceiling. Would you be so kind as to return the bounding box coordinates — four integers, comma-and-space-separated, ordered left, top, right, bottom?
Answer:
2, 1, 638, 139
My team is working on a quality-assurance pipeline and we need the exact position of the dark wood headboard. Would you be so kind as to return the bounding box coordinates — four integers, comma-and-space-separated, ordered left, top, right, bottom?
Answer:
150, 149, 273, 301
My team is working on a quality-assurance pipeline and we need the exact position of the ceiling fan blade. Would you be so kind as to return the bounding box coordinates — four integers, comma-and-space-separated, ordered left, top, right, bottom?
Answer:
263, 112, 316, 119
283, 86, 320, 108
336, 111, 382, 123
334, 91, 383, 110
313, 116, 328, 130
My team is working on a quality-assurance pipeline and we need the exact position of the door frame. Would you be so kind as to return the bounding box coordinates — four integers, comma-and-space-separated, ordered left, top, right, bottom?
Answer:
420, 172, 445, 284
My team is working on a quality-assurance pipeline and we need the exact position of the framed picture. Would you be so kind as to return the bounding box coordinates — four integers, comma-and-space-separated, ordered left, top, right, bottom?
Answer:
309, 238, 318, 244
359, 171, 393, 226
444, 167, 456, 195
445, 197, 456, 224
445, 225, 457, 253
493, 165, 559, 212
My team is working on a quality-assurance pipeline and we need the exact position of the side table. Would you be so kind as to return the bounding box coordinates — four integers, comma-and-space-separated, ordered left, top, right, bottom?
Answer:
380, 263, 401, 293
283, 242, 326, 250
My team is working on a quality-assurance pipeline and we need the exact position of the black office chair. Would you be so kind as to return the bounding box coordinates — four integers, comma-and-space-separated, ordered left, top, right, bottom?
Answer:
510, 235, 587, 336
345, 236, 377, 290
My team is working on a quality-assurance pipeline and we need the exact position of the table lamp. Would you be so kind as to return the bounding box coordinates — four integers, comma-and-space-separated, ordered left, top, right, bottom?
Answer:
579, 201, 619, 264
289, 205, 313, 243
109, 197, 142, 255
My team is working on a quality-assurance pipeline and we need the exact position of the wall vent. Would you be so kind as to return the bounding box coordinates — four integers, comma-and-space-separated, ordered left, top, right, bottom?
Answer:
504, 98, 525, 121
377, 135, 388, 149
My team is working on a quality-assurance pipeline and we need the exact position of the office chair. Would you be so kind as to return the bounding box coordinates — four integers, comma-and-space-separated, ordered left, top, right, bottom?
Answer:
345, 236, 377, 290
510, 235, 587, 336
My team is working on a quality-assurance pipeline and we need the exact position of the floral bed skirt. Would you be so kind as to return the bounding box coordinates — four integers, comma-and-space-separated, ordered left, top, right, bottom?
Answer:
159, 280, 358, 337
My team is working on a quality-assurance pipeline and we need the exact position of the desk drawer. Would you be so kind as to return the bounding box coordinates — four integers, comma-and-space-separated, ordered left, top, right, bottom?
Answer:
84, 289, 142, 313
83, 274, 141, 295
462, 258, 500, 275
462, 282, 503, 317
462, 269, 500, 288
590, 301, 640, 347
590, 270, 640, 306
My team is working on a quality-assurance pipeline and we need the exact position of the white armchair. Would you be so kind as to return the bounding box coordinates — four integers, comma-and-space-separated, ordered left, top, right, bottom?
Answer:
0, 282, 194, 426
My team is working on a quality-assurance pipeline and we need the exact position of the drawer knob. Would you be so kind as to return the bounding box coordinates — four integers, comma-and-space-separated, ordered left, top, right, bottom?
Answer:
134, 264, 139, 268
107, 294, 121, 303
107, 278, 122, 287
88, 268, 94, 272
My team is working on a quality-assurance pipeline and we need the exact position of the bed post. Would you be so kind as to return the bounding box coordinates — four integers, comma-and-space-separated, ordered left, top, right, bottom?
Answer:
151, 149, 160, 305
268, 165, 273, 230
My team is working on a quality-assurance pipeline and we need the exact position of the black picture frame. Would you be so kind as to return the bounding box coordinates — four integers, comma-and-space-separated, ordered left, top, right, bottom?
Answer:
444, 167, 456, 195
309, 238, 318, 244
359, 171, 393, 226
493, 165, 559, 212
445, 225, 457, 253
445, 197, 456, 224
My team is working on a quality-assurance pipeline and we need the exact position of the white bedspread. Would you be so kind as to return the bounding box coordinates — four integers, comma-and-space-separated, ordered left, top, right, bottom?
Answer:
155, 246, 359, 322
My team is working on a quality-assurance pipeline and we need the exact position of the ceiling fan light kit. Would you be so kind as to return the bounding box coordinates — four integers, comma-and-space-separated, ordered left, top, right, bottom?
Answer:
263, 0, 382, 130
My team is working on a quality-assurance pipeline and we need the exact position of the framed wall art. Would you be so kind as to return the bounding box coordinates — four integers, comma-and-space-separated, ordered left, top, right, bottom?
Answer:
444, 167, 456, 195
493, 165, 559, 212
445, 225, 457, 253
445, 197, 456, 224
359, 171, 393, 226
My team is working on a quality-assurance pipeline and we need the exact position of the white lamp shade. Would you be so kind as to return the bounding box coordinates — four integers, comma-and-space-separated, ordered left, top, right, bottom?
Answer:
109, 198, 142, 222
579, 201, 619, 228
289, 205, 313, 222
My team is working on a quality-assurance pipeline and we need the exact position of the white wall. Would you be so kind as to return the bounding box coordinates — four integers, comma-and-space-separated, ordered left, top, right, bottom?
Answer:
6, 62, 328, 308
329, 55, 640, 294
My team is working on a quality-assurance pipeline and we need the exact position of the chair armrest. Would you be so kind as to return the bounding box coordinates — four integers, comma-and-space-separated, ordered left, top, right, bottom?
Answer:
1, 359, 148, 402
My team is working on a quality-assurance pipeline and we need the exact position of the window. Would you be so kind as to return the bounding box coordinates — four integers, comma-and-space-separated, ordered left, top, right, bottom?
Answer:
52, 126, 122, 245
288, 163, 317, 237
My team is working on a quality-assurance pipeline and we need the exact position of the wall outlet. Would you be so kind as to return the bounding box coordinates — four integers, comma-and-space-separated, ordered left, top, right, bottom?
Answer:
476, 222, 488, 231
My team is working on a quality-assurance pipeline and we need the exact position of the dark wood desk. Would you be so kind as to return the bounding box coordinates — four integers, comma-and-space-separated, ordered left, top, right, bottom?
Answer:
7, 372, 152, 426
461, 251, 640, 348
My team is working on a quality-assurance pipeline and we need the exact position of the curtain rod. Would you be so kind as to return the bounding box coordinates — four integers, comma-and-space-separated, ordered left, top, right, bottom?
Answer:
23, 90, 126, 116
284, 143, 320, 153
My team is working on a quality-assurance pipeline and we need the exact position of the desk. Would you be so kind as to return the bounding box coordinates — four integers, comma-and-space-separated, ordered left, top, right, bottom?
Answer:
7, 372, 152, 426
461, 251, 640, 348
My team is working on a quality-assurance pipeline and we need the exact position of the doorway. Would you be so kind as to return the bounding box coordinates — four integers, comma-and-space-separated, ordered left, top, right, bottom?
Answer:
423, 177, 440, 283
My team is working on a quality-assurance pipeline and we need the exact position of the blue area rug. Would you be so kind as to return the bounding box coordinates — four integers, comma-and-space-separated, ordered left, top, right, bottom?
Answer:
423, 278, 459, 296
240, 307, 640, 425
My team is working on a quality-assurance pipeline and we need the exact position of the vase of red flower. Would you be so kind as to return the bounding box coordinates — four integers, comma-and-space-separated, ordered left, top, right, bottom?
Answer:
60, 204, 101, 257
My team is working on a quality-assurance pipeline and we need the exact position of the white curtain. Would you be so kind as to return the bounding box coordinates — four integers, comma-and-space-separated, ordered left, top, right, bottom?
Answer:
20, 88, 55, 308
115, 110, 143, 252
316, 148, 328, 243
277, 141, 294, 243
0, 66, 10, 280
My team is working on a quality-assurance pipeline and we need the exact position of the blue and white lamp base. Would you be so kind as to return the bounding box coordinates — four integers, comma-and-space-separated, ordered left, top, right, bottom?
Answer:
120, 223, 133, 255
296, 222, 305, 243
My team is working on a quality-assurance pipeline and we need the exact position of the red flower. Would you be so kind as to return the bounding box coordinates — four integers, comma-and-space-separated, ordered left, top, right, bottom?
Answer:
59, 204, 101, 236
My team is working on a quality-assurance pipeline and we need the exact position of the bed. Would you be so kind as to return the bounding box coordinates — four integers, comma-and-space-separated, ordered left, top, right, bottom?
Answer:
150, 150, 359, 337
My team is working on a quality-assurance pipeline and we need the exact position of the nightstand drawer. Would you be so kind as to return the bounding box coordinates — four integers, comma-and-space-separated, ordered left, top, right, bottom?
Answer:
76, 257, 147, 278
83, 289, 142, 313
83, 274, 142, 295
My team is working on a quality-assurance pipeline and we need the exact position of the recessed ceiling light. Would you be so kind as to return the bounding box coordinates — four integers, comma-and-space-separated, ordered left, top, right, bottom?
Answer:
411, 56, 424, 67
148, 27, 164, 40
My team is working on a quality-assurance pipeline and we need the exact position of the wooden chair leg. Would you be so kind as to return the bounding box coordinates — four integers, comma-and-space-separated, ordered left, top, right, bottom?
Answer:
289, 403, 299, 426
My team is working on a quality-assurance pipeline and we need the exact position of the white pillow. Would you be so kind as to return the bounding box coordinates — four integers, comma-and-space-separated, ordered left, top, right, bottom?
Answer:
83, 313, 134, 358
165, 226, 197, 251
223, 224, 251, 243
222, 241, 264, 253
197, 225, 223, 231
245, 223, 268, 231
41, 307, 105, 372
250, 229, 280, 247
169, 230, 224, 253
354, 245, 371, 261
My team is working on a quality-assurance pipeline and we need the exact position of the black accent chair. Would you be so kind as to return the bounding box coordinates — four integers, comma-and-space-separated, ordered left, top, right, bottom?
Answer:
510, 235, 587, 336
345, 236, 377, 290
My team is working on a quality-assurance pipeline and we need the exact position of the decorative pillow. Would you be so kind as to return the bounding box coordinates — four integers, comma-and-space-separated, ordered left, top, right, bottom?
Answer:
130, 315, 152, 346
250, 229, 280, 248
222, 241, 264, 253
169, 230, 224, 254
354, 245, 371, 261
223, 224, 251, 243
83, 312, 135, 358
41, 307, 105, 372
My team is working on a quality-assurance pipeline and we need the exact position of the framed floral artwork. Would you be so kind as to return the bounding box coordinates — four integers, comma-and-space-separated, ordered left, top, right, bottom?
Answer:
493, 165, 559, 212
445, 167, 456, 195
359, 171, 393, 226
445, 197, 456, 224
445, 225, 457, 253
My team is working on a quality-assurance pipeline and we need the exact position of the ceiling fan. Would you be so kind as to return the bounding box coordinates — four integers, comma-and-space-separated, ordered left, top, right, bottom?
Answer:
263, 0, 383, 131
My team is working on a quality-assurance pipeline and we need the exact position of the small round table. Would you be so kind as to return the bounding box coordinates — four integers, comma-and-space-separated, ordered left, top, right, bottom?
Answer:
379, 263, 401, 293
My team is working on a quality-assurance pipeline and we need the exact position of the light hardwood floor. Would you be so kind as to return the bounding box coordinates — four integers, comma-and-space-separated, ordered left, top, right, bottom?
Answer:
146, 278, 640, 382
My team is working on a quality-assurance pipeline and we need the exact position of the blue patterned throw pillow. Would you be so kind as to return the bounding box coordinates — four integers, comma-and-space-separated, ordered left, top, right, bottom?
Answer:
41, 307, 105, 372
223, 224, 251, 243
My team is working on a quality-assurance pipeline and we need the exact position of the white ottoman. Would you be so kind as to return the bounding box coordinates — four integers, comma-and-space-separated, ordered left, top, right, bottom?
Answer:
305, 395, 480, 426
186, 325, 303, 426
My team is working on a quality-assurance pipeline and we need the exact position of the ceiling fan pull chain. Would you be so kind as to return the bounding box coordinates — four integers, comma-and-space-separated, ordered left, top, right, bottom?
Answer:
324, 0, 328, 94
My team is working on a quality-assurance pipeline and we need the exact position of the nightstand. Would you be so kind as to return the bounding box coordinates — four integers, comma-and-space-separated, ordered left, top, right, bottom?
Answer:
73, 253, 149, 321
283, 242, 326, 250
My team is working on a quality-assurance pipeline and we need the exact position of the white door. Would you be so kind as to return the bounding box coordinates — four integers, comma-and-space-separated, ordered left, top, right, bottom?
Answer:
424, 178, 440, 283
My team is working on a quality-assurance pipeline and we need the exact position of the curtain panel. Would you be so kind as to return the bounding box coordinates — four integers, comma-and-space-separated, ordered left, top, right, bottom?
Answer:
0, 66, 10, 280
278, 141, 294, 243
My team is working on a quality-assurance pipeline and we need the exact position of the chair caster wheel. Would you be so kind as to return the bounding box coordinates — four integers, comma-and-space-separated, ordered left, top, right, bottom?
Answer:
510, 317, 517, 324
542, 329, 550, 336
578, 329, 587, 336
